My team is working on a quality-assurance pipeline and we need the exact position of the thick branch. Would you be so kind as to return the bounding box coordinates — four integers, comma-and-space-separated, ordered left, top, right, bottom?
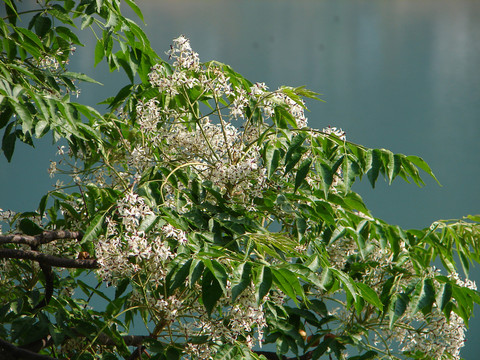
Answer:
127, 346, 146, 360
0, 230, 83, 247
0, 337, 56, 360
32, 263, 54, 310
22, 333, 149, 354
4, 333, 314, 360
0, 248, 98, 269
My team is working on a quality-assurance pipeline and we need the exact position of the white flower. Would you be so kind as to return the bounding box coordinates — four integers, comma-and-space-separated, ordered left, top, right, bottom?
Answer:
165, 35, 200, 71
250, 82, 268, 96
229, 87, 249, 119
161, 224, 188, 245
323, 126, 346, 141
48, 161, 58, 178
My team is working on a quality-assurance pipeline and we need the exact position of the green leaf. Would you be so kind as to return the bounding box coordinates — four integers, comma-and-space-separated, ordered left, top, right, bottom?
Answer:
38, 194, 49, 217
202, 269, 223, 315
114, 278, 130, 299
436, 282, 452, 311
213, 345, 240, 360
15, 27, 44, 51
285, 132, 307, 165
385, 151, 398, 184
138, 214, 159, 233
55, 26, 82, 45
400, 154, 425, 186
389, 292, 409, 328
35, 120, 49, 138
3, 0, 17, 15
34, 16, 51, 38
108, 84, 133, 109
11, 101, 33, 135
50, 5, 75, 26
294, 158, 312, 192
255, 265, 272, 304
348, 351, 378, 360
63, 71, 103, 85
2, 122, 16, 162
124, 0, 145, 22
0, 104, 13, 130
169, 258, 193, 293
94, 40, 105, 66
330, 268, 357, 301
284, 150, 303, 175
406, 155, 440, 185
81, 15, 94, 30
231, 262, 252, 302
272, 268, 304, 305
77, 280, 111, 303
458, 249, 470, 278
319, 163, 333, 196
356, 283, 383, 311
189, 259, 204, 287
466, 214, 480, 222
320, 267, 334, 290
202, 259, 228, 294
18, 218, 43, 235
343, 156, 361, 190
311, 338, 334, 360
366, 149, 381, 188
296, 216, 307, 241
265, 144, 280, 178
355, 220, 369, 258
412, 278, 435, 314
81, 212, 105, 244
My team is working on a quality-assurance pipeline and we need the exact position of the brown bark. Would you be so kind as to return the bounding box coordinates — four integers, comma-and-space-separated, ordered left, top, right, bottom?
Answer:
0, 248, 98, 268
0, 230, 83, 247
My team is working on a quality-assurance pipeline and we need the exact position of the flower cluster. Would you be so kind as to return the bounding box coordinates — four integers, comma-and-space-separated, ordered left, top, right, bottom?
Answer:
0, 209, 16, 233
396, 272, 476, 360
166, 35, 200, 71
227, 284, 267, 346
182, 282, 268, 359
88, 35, 479, 360
95, 193, 177, 285
324, 229, 474, 359
131, 35, 312, 202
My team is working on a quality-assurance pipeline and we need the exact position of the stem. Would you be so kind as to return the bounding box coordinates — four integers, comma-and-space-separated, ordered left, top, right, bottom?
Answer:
160, 161, 205, 203
213, 91, 234, 163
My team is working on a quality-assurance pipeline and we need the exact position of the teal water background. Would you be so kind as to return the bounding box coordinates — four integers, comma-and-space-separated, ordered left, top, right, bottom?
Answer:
1, 0, 480, 357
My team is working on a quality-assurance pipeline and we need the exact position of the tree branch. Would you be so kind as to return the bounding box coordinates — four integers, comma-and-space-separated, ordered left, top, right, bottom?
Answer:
20, 333, 150, 355
0, 337, 56, 360
0, 230, 83, 247
126, 346, 147, 360
4, 333, 315, 360
32, 262, 54, 310
0, 248, 98, 269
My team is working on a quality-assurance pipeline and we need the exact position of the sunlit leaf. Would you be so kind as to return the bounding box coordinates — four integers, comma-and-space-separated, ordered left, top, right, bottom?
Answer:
255, 265, 272, 304
356, 283, 383, 311
81, 212, 105, 244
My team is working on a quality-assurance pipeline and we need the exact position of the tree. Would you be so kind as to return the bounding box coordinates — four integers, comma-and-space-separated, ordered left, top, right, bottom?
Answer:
1, 1, 480, 360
